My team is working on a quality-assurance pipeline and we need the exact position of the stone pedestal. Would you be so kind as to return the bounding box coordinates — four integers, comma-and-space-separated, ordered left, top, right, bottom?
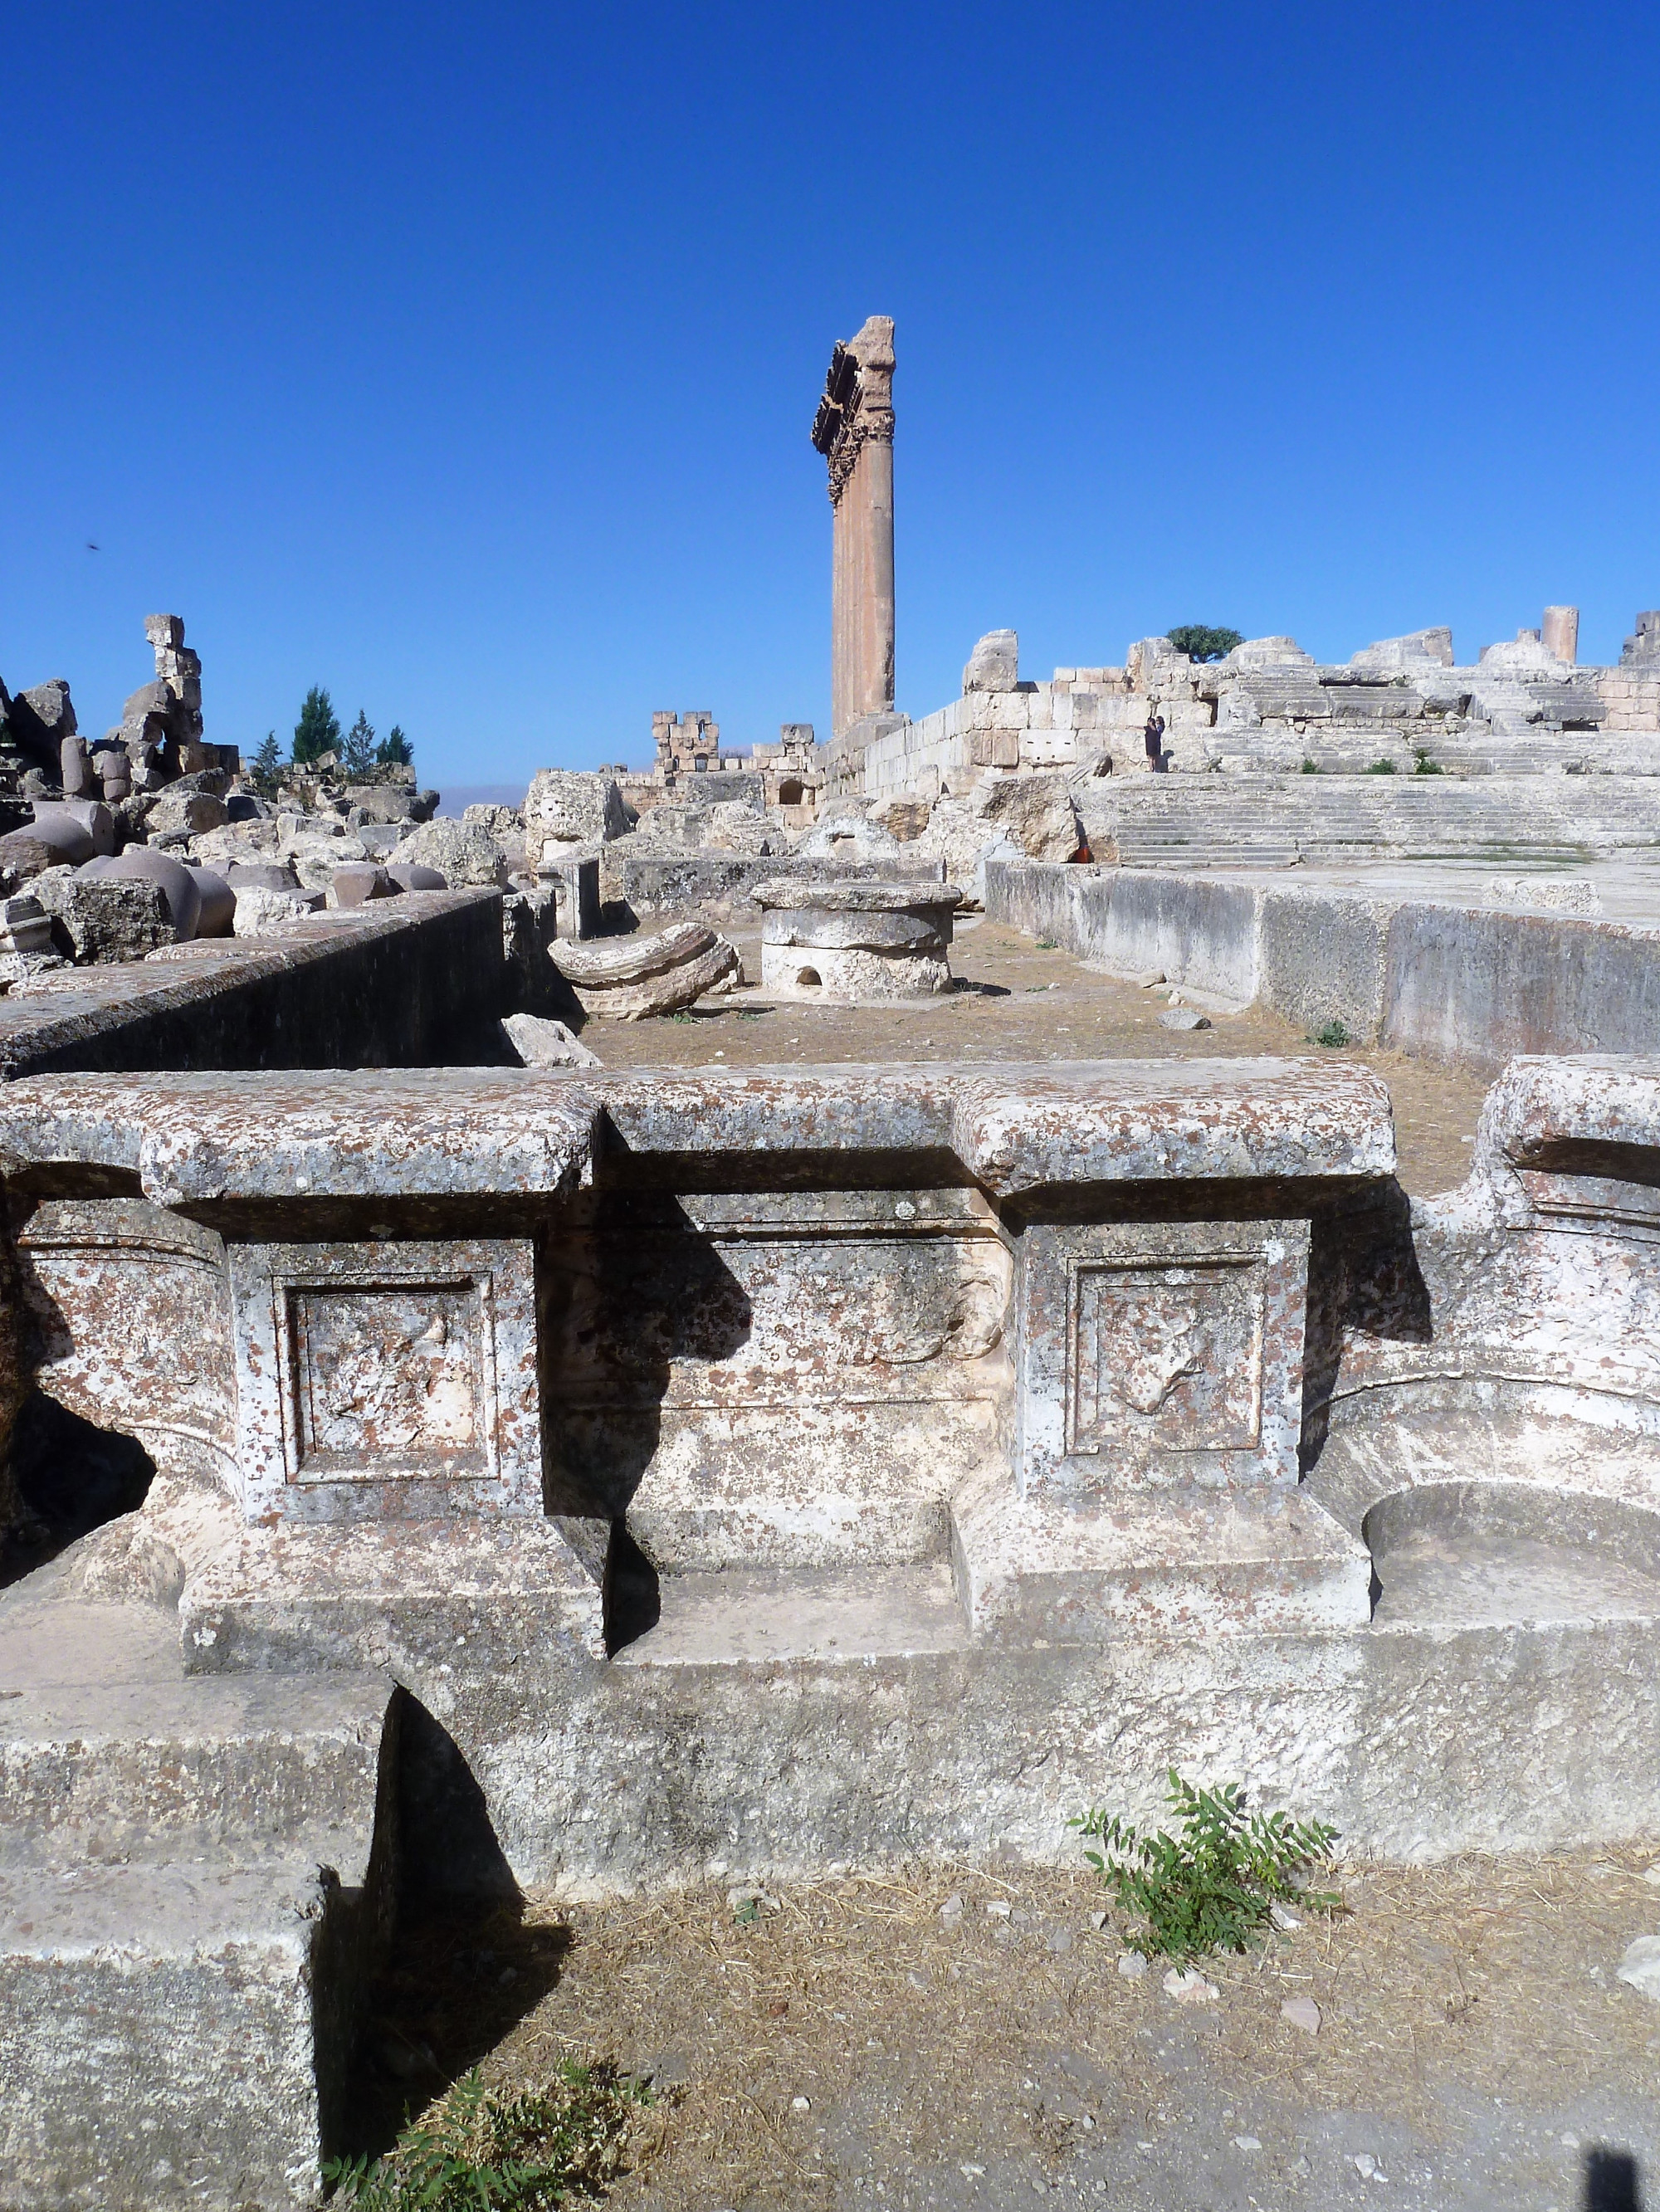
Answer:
756, 876, 959, 1001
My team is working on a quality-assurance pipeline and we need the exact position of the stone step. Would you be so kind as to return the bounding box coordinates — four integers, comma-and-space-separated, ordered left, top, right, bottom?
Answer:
615, 1564, 969, 1668
0, 1843, 376, 2210
0, 1596, 388, 1861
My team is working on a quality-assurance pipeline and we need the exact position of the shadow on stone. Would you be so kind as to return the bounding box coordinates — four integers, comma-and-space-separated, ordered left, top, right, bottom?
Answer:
603, 1518, 662, 1654
1584, 2146, 1643, 2212
0, 1390, 155, 1588
338, 1692, 570, 2165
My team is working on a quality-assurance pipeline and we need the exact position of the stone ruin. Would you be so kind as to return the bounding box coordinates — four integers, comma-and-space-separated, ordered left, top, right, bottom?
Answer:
11, 325, 1660, 2209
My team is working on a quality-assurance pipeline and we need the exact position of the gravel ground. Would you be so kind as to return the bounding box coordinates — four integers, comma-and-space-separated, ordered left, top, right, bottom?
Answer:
579, 918, 1492, 1198
361, 1850, 1660, 2211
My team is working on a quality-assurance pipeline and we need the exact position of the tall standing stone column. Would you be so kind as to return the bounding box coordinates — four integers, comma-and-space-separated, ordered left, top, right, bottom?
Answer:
1541, 605, 1579, 663
812, 316, 895, 740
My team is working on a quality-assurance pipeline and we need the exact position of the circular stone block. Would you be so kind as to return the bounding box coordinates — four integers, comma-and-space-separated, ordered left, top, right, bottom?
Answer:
753, 878, 963, 1003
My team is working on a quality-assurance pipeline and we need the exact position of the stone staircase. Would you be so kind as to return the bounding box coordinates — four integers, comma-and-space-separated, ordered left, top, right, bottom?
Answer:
0, 1555, 392, 2209
1077, 773, 1660, 872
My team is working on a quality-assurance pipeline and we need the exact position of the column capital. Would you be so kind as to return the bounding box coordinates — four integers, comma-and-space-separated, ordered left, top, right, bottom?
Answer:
812, 316, 895, 505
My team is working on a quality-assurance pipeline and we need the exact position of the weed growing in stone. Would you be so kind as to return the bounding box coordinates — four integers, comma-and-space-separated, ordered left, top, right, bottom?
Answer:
1312, 1019, 1350, 1048
1071, 1770, 1340, 1961
1413, 750, 1444, 775
1036, 937, 1059, 950
324, 2063, 646, 2209
1301, 758, 1321, 774
1365, 758, 1398, 774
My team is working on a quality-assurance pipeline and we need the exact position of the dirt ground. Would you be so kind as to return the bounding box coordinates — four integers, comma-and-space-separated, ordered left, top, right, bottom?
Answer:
368, 1849, 1660, 2211
581, 918, 1492, 1199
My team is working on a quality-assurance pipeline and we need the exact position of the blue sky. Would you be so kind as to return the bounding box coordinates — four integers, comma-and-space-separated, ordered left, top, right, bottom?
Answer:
3, 1, 1658, 790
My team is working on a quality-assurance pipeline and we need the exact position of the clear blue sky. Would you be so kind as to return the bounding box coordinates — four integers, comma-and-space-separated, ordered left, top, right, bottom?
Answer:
4, 1, 1658, 790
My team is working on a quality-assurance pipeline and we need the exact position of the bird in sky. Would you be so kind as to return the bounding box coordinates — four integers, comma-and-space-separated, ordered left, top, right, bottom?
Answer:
85, 540, 100, 552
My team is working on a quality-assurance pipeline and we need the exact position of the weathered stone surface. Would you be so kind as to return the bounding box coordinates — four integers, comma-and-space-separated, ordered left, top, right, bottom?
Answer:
99, 847, 202, 938
232, 885, 325, 937
145, 788, 228, 837
31, 871, 174, 964
500, 1013, 602, 1067
0, 837, 60, 888
1482, 874, 1601, 916
794, 811, 904, 863
963, 629, 1019, 694
330, 863, 398, 908
393, 816, 511, 888
552, 925, 741, 1018
523, 769, 628, 850
966, 772, 1081, 861
757, 878, 961, 1001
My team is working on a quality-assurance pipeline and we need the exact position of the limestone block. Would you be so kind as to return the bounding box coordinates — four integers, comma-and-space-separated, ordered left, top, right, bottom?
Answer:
227, 1237, 543, 1524
500, 1013, 602, 1067
145, 788, 229, 837
523, 768, 629, 849
1482, 876, 1602, 916
343, 784, 421, 824
756, 879, 959, 1001
393, 816, 511, 888
963, 629, 1019, 693
1541, 607, 1579, 664
1014, 1217, 1312, 1495
965, 771, 1080, 861
232, 885, 325, 936
794, 813, 904, 862
330, 863, 398, 908
32, 870, 174, 963
96, 847, 203, 939
1350, 627, 1456, 673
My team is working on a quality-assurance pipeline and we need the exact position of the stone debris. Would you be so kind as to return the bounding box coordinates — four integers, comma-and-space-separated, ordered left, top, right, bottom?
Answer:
1159, 1008, 1211, 1031
30, 870, 174, 964
550, 920, 740, 1018
1280, 1997, 1322, 2034
1268, 1900, 1302, 1931
1482, 874, 1603, 916
1616, 1936, 1660, 2000
500, 1013, 602, 1068
1163, 1967, 1220, 2004
1116, 1951, 1147, 1979
232, 885, 325, 937
938, 1893, 964, 1927
383, 816, 512, 889
1232, 2134, 1262, 2151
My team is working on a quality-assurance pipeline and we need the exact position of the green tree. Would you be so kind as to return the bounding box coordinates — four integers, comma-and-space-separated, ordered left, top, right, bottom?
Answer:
252, 732, 282, 784
1166, 625, 1243, 663
293, 686, 342, 764
378, 724, 413, 767
342, 709, 377, 778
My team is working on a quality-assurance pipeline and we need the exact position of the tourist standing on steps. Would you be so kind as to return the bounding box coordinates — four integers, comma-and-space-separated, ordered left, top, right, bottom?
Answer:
1144, 707, 1167, 771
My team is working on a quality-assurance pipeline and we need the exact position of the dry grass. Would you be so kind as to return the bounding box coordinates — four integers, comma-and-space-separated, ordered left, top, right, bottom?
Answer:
356, 1848, 1660, 2206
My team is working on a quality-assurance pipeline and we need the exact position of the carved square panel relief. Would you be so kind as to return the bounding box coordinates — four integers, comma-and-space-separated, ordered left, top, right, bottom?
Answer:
288, 1280, 491, 1478
1017, 1219, 1308, 1494
230, 1238, 540, 1521
1067, 1255, 1265, 1456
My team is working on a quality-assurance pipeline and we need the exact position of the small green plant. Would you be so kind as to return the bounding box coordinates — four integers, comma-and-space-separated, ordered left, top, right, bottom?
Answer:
1166, 624, 1244, 663
325, 2063, 646, 2210
1301, 757, 1321, 774
1413, 749, 1443, 775
1036, 937, 1059, 950
1365, 758, 1397, 774
1311, 1018, 1350, 1048
1071, 1770, 1340, 1961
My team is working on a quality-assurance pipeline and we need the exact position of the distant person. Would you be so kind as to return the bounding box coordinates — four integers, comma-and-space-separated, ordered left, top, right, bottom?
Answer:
1144, 710, 1167, 771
